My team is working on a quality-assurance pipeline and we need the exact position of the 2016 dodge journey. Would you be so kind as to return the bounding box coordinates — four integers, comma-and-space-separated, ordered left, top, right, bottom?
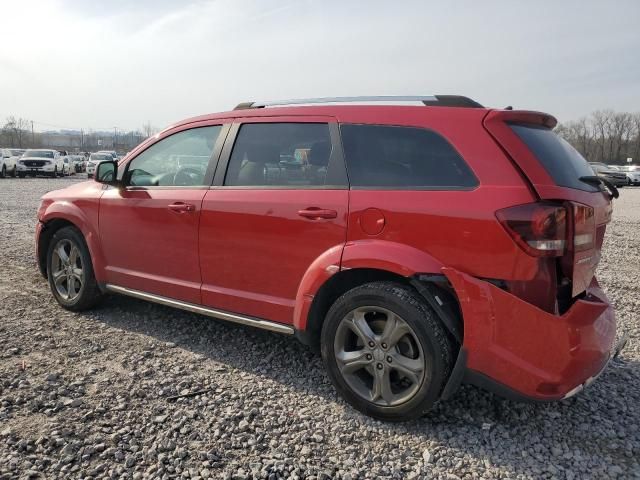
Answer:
36, 95, 624, 421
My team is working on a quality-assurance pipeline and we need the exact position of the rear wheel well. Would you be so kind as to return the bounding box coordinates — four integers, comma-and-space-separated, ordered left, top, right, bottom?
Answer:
38, 219, 78, 278
300, 268, 462, 349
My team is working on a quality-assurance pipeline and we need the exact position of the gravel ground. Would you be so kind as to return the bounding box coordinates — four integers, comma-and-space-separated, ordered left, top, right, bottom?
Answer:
0, 176, 638, 480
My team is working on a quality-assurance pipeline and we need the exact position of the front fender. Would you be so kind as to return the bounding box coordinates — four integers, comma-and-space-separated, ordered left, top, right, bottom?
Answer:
40, 201, 106, 283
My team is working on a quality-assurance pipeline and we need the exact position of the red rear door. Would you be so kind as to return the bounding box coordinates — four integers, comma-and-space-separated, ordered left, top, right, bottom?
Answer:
199, 117, 348, 324
484, 110, 613, 297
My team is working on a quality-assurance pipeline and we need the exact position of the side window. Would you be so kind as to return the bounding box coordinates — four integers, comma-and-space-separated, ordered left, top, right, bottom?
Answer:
224, 123, 332, 187
126, 126, 221, 187
340, 124, 478, 189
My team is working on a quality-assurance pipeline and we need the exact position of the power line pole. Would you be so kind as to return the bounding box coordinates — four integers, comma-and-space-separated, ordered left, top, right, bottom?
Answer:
31, 120, 34, 145
113, 127, 117, 150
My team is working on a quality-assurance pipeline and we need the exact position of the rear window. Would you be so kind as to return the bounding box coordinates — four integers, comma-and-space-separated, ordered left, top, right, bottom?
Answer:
340, 124, 478, 189
510, 124, 598, 192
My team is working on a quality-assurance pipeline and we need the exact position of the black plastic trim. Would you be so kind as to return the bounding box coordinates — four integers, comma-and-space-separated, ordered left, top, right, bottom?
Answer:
463, 369, 549, 403
410, 276, 463, 344
441, 348, 467, 400
424, 95, 484, 108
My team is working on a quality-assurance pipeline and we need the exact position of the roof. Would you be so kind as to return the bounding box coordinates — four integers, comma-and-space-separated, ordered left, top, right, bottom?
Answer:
170, 95, 489, 131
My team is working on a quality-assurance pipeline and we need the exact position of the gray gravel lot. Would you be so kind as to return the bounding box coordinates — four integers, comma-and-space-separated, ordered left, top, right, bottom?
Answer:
0, 176, 638, 480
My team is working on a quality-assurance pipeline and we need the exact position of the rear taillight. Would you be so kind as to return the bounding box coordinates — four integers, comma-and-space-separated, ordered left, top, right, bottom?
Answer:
497, 202, 567, 257
572, 203, 595, 252
498, 201, 599, 258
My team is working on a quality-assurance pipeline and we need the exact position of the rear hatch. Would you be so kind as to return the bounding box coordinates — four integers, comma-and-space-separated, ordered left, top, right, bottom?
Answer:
484, 110, 613, 298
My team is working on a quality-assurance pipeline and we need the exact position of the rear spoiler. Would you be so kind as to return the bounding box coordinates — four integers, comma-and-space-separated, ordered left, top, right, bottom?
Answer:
484, 109, 558, 129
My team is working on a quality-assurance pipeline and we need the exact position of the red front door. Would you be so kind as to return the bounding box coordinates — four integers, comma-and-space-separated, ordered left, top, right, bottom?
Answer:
99, 123, 226, 304
199, 119, 348, 324
99, 188, 207, 304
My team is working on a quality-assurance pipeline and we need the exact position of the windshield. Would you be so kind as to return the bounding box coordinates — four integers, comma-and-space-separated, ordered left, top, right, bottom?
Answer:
9, 149, 24, 156
90, 154, 111, 160
24, 149, 54, 159
510, 124, 599, 192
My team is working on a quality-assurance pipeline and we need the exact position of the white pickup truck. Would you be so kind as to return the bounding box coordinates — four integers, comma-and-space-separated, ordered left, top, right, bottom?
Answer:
16, 149, 66, 177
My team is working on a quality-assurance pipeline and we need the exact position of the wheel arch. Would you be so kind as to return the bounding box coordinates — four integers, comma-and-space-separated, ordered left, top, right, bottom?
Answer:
295, 266, 464, 350
38, 208, 105, 282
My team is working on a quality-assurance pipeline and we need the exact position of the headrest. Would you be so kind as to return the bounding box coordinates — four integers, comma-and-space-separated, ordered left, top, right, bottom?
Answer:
308, 141, 331, 166
243, 144, 280, 165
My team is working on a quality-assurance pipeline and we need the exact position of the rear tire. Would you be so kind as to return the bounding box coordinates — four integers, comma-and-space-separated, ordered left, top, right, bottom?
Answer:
321, 281, 454, 421
0, 165, 5, 178
10, 166, 16, 178
47, 226, 103, 311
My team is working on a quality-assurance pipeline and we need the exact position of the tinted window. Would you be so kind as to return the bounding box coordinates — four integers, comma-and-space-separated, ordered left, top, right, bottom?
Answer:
340, 124, 477, 189
126, 126, 221, 187
224, 123, 332, 187
510, 124, 598, 192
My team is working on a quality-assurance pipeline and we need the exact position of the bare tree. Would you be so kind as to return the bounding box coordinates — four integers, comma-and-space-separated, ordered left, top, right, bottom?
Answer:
2, 116, 31, 148
142, 121, 158, 139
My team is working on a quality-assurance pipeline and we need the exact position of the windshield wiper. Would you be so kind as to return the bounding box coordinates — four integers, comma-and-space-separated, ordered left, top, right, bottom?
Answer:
579, 175, 619, 199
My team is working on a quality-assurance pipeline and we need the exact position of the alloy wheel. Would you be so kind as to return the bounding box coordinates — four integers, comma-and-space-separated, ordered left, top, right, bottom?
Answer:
334, 306, 426, 406
51, 239, 84, 302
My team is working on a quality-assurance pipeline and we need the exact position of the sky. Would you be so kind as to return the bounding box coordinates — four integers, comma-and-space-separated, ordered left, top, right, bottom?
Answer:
1, 0, 639, 132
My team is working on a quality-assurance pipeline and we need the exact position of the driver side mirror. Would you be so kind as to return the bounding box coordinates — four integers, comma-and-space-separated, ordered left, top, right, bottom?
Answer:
95, 160, 119, 185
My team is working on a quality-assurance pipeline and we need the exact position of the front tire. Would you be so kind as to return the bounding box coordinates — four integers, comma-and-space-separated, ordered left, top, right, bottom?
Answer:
47, 226, 103, 311
10, 166, 17, 178
0, 165, 5, 178
321, 281, 455, 421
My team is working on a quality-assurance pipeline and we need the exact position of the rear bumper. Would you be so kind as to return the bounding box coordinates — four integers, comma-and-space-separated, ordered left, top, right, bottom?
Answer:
443, 268, 616, 401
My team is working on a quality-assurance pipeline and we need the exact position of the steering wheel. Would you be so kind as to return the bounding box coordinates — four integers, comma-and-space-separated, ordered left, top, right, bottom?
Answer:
173, 167, 203, 186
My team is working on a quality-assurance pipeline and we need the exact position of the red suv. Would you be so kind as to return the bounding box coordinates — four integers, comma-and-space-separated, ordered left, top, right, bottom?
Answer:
36, 96, 622, 421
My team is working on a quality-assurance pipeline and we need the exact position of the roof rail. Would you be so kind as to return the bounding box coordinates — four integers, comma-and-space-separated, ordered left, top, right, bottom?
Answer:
233, 95, 483, 110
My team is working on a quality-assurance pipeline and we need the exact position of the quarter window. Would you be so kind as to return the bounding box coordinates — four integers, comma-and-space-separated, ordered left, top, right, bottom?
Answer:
224, 123, 333, 187
126, 126, 222, 187
340, 124, 478, 189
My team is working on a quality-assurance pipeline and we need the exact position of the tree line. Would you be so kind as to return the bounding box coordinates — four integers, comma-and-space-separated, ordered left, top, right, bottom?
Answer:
0, 116, 158, 151
556, 110, 640, 165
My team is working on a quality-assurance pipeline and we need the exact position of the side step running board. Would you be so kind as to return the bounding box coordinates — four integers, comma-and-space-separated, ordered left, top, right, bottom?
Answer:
105, 284, 295, 335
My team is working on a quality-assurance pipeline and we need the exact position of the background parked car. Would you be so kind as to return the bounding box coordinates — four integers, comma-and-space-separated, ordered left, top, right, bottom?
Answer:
617, 165, 640, 186
17, 149, 65, 178
589, 162, 628, 187
70, 154, 85, 173
0, 148, 20, 178
86, 152, 114, 178
56, 151, 73, 176
97, 150, 119, 161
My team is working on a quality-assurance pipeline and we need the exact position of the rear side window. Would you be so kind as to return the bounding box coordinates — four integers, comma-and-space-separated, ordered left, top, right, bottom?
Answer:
510, 124, 598, 192
224, 123, 334, 187
340, 124, 478, 189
